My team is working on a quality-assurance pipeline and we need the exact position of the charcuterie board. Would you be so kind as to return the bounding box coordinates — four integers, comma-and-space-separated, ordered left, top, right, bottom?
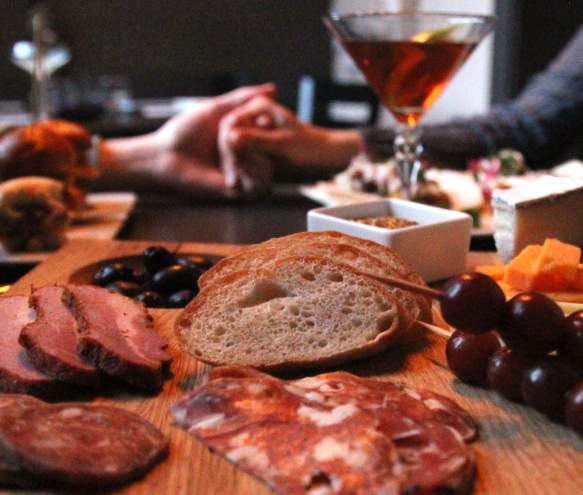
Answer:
6, 239, 583, 495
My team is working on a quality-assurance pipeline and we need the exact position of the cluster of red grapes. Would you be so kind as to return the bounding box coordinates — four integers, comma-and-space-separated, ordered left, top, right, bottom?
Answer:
440, 273, 583, 435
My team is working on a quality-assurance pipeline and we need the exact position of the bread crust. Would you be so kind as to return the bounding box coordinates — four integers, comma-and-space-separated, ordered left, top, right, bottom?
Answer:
261, 231, 433, 321
201, 231, 432, 323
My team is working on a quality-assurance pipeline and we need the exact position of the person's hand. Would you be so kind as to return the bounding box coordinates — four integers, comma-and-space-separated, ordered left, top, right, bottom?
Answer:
218, 96, 363, 183
147, 83, 276, 196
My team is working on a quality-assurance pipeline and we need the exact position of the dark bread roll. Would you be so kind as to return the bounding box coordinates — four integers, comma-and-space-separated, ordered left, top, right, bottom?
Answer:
0, 125, 76, 181
0, 120, 95, 210
0, 176, 70, 252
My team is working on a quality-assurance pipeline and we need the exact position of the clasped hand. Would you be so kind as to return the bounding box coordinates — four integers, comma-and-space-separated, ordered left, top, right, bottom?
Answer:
150, 83, 359, 198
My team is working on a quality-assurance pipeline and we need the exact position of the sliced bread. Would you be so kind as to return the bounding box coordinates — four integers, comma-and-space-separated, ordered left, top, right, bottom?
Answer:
258, 231, 432, 319
177, 255, 405, 372
199, 241, 422, 327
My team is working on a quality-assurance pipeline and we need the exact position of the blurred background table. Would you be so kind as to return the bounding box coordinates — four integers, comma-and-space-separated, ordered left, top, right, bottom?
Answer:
0, 187, 494, 286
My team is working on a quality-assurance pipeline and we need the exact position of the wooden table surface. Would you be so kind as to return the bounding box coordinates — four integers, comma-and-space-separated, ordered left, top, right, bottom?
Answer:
5, 239, 582, 495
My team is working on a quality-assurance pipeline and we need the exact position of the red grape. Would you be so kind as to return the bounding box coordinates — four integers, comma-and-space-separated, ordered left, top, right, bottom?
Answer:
521, 358, 580, 420
487, 347, 531, 402
441, 273, 506, 334
564, 311, 583, 371
446, 330, 502, 385
499, 292, 566, 356
565, 381, 583, 435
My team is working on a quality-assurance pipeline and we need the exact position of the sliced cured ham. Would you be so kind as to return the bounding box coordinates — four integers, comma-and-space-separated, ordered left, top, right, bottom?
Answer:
19, 286, 99, 387
0, 296, 61, 396
173, 367, 477, 495
64, 285, 171, 390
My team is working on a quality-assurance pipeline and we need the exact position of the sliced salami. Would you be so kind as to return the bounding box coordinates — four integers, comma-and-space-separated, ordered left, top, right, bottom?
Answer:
0, 403, 168, 487
173, 367, 478, 495
0, 394, 45, 487
284, 371, 477, 442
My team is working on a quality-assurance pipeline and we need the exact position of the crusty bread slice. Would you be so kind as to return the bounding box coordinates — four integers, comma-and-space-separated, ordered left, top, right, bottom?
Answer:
258, 230, 412, 274
199, 241, 421, 328
256, 231, 432, 320
177, 256, 404, 372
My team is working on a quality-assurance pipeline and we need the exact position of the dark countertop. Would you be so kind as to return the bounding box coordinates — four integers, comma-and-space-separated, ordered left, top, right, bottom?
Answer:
0, 188, 494, 285
122, 192, 315, 245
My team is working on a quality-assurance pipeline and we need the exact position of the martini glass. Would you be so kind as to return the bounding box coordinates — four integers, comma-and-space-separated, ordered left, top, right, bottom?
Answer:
324, 11, 494, 199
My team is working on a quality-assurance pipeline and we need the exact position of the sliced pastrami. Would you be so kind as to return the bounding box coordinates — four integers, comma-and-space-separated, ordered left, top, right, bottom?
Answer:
0, 296, 63, 397
65, 285, 171, 391
19, 286, 99, 387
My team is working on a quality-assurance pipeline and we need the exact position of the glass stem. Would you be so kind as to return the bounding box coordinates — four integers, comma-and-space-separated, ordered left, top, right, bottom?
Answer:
394, 124, 423, 199
31, 9, 50, 122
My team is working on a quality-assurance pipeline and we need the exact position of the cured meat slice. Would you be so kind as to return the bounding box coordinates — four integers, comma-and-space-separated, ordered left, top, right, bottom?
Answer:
64, 285, 171, 390
0, 296, 62, 397
0, 403, 168, 486
173, 367, 477, 495
285, 371, 477, 442
19, 286, 99, 387
0, 395, 45, 487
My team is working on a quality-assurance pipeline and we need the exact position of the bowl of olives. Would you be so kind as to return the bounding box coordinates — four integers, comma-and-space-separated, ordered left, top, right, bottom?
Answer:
69, 246, 219, 308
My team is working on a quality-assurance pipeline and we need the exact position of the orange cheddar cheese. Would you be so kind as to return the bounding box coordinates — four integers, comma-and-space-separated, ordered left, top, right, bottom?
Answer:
476, 265, 506, 281
503, 244, 542, 291
532, 238, 581, 291
498, 281, 520, 300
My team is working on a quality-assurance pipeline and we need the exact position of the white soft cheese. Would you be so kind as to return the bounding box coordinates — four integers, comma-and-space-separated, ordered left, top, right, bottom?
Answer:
492, 175, 583, 262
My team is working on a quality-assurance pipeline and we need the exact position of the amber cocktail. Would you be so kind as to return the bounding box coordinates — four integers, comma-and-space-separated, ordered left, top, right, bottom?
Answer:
325, 12, 494, 198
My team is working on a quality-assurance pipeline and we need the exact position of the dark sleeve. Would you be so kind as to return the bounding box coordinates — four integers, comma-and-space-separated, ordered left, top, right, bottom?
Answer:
361, 26, 583, 169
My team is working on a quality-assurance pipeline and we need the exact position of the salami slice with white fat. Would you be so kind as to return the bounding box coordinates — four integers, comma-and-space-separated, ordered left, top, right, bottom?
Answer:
0, 402, 168, 487
173, 367, 477, 495
0, 395, 45, 487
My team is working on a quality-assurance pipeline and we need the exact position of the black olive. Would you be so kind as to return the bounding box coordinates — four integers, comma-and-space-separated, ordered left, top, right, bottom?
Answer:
167, 289, 197, 308
151, 264, 201, 294
133, 268, 151, 286
143, 246, 177, 274
93, 263, 134, 286
106, 281, 142, 297
135, 291, 166, 308
177, 255, 214, 271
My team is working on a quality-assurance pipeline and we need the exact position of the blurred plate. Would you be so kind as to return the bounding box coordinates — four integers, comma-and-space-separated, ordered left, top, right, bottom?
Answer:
0, 192, 137, 265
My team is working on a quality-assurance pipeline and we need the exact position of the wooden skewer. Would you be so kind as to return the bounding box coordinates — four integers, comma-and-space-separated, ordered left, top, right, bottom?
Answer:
352, 269, 451, 339
352, 269, 443, 300
417, 321, 453, 339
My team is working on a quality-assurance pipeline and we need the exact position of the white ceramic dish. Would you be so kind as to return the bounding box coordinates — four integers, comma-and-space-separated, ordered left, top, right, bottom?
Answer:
300, 182, 493, 238
307, 199, 473, 282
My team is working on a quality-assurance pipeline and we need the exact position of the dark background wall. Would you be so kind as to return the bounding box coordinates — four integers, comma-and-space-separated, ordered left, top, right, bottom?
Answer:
492, 0, 583, 103
0, 0, 332, 108
2, 1, 582, 110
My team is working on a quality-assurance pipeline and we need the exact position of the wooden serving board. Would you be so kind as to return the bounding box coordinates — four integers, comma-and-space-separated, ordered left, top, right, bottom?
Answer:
5, 239, 583, 495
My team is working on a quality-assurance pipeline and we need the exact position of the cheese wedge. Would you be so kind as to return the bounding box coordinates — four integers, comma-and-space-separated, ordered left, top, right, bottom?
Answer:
532, 238, 581, 291
492, 176, 583, 262
503, 244, 542, 290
